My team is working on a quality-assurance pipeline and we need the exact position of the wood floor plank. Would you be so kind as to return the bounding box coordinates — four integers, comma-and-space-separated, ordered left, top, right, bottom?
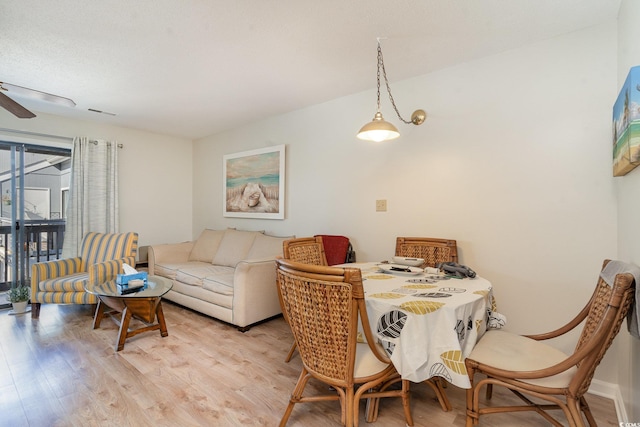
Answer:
0, 301, 619, 426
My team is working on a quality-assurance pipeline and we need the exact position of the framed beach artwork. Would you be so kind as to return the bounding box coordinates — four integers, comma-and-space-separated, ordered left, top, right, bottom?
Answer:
613, 65, 640, 176
223, 145, 285, 219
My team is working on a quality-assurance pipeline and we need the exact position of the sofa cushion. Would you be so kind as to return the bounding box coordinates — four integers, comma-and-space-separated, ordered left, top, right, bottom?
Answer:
245, 233, 291, 260
203, 271, 235, 296
212, 229, 260, 267
175, 264, 228, 287
154, 262, 185, 280
153, 261, 207, 280
189, 229, 225, 262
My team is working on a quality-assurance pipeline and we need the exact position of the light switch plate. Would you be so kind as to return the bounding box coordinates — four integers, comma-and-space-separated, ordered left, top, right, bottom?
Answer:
376, 199, 387, 212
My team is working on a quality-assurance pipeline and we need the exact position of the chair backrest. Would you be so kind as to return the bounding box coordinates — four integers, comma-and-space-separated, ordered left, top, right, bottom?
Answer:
276, 258, 373, 384
315, 234, 353, 266
571, 260, 635, 395
80, 232, 139, 267
282, 236, 328, 266
395, 237, 458, 268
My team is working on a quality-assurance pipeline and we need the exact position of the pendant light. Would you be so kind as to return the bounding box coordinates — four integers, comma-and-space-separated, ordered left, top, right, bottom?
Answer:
357, 39, 426, 142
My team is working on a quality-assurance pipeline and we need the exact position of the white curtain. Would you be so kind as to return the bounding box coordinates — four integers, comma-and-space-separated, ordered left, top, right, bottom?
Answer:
61, 137, 119, 258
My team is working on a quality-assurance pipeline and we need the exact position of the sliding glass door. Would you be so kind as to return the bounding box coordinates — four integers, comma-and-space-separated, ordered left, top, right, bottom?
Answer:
0, 142, 71, 301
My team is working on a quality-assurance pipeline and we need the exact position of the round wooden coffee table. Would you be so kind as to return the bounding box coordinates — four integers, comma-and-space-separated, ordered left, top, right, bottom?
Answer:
85, 275, 173, 351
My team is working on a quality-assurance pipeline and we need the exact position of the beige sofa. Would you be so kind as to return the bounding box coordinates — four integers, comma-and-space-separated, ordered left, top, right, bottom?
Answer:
148, 228, 290, 330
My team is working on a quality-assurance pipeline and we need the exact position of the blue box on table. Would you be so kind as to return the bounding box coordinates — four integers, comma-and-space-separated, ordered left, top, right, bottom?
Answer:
116, 271, 148, 285
116, 272, 148, 295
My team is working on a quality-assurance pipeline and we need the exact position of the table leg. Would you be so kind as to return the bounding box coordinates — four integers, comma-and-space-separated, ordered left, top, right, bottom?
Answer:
92, 300, 106, 329
116, 306, 133, 352
156, 301, 168, 337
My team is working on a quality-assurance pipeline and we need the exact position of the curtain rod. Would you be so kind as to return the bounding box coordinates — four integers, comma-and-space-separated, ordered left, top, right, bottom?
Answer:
0, 128, 124, 148
90, 140, 124, 148
0, 127, 73, 141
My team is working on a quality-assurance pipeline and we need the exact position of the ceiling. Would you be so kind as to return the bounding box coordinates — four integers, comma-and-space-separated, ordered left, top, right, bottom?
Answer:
0, 0, 621, 140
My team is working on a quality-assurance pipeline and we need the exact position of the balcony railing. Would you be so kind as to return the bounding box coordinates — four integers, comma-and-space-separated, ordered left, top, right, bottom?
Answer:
0, 220, 65, 292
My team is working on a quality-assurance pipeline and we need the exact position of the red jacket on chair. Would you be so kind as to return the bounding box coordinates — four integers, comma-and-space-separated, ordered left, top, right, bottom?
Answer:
314, 235, 355, 265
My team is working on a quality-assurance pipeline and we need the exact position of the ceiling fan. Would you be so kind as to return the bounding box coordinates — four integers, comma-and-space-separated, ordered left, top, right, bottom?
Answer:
0, 81, 76, 119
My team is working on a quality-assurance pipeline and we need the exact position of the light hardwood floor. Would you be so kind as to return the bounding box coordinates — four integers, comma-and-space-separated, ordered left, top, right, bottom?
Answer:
0, 302, 620, 427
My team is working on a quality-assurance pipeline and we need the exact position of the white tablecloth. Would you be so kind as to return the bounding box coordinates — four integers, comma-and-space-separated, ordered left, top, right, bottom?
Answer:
345, 262, 500, 388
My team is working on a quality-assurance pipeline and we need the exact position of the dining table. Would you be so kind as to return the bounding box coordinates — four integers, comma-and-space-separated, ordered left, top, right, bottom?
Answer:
339, 262, 504, 389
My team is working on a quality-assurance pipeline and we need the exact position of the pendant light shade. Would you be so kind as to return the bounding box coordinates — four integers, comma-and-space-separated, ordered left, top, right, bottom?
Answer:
357, 39, 426, 142
357, 112, 400, 142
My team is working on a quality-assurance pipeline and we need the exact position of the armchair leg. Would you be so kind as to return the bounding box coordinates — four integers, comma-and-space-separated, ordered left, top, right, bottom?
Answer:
88, 303, 98, 316
31, 303, 41, 319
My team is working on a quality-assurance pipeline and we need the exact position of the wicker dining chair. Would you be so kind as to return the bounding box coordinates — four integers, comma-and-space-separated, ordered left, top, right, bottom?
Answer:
395, 237, 458, 268
395, 237, 498, 312
465, 259, 636, 427
283, 236, 328, 266
276, 258, 413, 427
280, 236, 329, 362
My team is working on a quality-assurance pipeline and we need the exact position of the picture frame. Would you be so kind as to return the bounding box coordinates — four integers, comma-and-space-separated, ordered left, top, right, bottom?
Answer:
613, 65, 640, 176
223, 145, 285, 219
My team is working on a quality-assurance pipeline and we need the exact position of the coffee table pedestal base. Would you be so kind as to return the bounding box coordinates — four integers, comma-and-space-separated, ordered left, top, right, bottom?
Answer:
93, 296, 168, 351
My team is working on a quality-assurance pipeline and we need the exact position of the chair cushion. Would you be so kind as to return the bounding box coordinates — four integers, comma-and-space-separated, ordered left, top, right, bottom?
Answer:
33, 290, 97, 304
468, 330, 577, 388
189, 229, 225, 262
354, 342, 393, 379
38, 272, 89, 292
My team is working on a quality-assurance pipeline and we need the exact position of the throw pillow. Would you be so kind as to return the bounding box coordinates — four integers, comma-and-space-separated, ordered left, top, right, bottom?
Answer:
245, 234, 294, 260
212, 229, 261, 267
189, 229, 225, 262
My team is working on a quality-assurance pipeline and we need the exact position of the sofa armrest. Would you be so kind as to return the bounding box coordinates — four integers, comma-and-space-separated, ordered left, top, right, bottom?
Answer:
148, 242, 194, 275
88, 256, 136, 285
31, 257, 83, 299
232, 258, 281, 328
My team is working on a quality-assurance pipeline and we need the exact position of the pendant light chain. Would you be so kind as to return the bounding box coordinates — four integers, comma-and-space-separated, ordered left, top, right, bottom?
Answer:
376, 46, 382, 113
377, 42, 413, 124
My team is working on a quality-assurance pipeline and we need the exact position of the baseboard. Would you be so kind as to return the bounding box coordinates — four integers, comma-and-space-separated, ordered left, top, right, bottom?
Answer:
588, 379, 628, 423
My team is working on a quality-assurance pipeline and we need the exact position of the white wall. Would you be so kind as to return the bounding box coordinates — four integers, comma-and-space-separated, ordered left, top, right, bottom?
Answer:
0, 112, 194, 250
616, 0, 640, 421
194, 22, 619, 376
1, 14, 630, 416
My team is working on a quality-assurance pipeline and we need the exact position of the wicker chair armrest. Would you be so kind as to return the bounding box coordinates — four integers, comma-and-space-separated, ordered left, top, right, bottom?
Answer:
524, 297, 592, 341
357, 299, 392, 364
88, 256, 136, 284
368, 339, 393, 364
474, 351, 574, 381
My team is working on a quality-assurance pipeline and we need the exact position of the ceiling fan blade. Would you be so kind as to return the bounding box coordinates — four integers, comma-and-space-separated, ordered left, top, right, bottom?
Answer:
1, 82, 76, 108
0, 91, 36, 118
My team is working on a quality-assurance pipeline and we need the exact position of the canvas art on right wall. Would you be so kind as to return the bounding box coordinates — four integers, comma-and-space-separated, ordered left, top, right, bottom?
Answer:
613, 65, 640, 176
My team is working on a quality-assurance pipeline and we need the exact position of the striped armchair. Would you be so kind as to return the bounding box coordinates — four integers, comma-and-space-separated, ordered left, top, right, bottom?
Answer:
31, 232, 139, 319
